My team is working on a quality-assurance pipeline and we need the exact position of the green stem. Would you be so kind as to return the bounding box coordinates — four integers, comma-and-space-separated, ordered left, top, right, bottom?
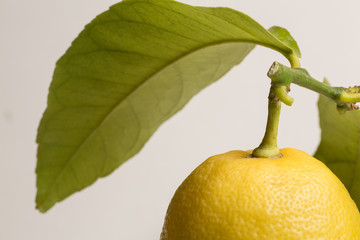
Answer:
274, 85, 293, 106
288, 52, 301, 69
252, 87, 282, 158
339, 91, 360, 103
252, 60, 360, 158
268, 62, 360, 104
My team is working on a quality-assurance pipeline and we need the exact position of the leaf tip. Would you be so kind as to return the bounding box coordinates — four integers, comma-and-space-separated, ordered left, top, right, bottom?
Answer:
35, 192, 53, 213
35, 203, 47, 213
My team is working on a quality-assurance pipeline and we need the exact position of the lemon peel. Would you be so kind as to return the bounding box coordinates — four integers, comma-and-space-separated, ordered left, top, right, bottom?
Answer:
160, 148, 360, 239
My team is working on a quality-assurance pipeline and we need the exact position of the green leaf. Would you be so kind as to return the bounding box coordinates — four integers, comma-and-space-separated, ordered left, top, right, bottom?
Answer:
268, 26, 301, 58
314, 87, 360, 208
36, 0, 300, 212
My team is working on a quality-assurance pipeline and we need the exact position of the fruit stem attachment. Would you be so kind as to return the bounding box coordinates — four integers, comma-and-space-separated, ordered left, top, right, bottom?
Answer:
252, 87, 282, 158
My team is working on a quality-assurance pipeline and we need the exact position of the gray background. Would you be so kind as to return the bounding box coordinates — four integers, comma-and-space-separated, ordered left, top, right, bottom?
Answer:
1, 0, 359, 239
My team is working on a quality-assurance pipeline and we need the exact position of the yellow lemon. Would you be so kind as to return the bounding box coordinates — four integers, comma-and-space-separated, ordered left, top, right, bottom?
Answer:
160, 148, 360, 239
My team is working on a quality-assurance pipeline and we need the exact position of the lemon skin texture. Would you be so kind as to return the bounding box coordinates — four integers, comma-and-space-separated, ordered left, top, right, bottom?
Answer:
160, 148, 360, 240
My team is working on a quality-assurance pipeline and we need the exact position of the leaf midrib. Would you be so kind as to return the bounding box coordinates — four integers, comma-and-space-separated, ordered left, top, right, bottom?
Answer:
120, 0, 292, 56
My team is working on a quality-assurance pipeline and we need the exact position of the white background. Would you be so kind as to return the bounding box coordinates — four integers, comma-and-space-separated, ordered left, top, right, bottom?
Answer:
1, 0, 359, 239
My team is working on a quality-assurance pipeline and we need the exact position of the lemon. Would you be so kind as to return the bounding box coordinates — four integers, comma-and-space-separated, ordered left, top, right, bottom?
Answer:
160, 148, 360, 239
